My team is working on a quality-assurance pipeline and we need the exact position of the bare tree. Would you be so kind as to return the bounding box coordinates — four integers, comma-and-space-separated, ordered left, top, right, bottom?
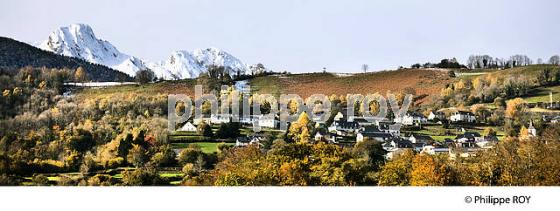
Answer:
509, 55, 532, 67
549, 55, 560, 65
467, 55, 494, 69
361, 64, 369, 73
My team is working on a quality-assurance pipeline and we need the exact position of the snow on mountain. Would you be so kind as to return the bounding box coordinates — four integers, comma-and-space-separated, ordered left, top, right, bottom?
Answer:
149, 48, 249, 80
39, 24, 250, 79
38, 24, 146, 76
192, 47, 248, 75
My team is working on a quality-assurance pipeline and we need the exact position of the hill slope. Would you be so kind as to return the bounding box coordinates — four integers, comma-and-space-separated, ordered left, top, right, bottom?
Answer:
250, 69, 452, 103
74, 69, 451, 105
0, 36, 131, 81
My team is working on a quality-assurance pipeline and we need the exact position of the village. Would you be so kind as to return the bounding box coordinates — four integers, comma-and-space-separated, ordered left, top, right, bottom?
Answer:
174, 103, 544, 159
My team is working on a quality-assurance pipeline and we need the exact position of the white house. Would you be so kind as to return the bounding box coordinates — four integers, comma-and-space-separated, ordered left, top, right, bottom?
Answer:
333, 112, 345, 121
382, 138, 413, 159
256, 115, 278, 128
356, 132, 393, 143
408, 134, 434, 144
449, 111, 476, 123
421, 145, 450, 155
210, 114, 231, 124
450, 147, 483, 159
394, 112, 428, 126
311, 111, 328, 124
356, 126, 394, 142
235, 136, 264, 147
475, 136, 498, 149
349, 116, 378, 126
328, 120, 360, 135
239, 115, 255, 125
314, 132, 327, 142
193, 114, 211, 125
428, 111, 446, 121
238, 115, 278, 128
551, 116, 560, 123
178, 122, 197, 132
378, 121, 401, 136
455, 132, 484, 148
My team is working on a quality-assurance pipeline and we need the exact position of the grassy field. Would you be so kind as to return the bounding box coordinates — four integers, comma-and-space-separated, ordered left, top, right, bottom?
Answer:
404, 124, 506, 142
171, 142, 234, 153
493, 64, 559, 79
455, 72, 490, 77
77, 79, 197, 98
456, 65, 560, 109
522, 85, 560, 103
431, 135, 456, 142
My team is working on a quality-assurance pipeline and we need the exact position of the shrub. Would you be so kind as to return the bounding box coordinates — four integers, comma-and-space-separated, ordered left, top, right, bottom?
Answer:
150, 145, 177, 167
32, 174, 50, 186
122, 167, 164, 186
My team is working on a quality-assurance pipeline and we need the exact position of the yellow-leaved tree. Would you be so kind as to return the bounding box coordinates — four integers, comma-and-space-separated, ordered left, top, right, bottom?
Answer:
288, 112, 312, 143
519, 126, 529, 139
74, 67, 88, 83
505, 98, 526, 119
378, 149, 415, 186
410, 154, 453, 186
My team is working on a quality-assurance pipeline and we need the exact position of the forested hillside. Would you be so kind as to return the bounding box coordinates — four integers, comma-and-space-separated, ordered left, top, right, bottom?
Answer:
0, 37, 131, 82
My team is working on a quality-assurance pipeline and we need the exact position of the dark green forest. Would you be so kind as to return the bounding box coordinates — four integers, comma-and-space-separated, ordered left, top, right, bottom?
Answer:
0, 37, 131, 82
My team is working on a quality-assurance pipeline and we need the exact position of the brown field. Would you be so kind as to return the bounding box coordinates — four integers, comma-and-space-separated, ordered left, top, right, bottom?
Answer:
250, 69, 452, 104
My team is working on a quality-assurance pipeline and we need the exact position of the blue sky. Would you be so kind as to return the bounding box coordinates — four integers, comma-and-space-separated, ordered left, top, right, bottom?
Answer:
1, 0, 559, 72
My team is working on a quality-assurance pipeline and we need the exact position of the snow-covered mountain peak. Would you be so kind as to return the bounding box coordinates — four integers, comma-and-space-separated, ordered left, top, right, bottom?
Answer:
149, 48, 249, 80
38, 23, 146, 76
39, 24, 251, 80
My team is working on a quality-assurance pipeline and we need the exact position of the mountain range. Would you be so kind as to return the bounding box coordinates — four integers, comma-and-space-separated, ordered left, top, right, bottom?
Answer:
38, 24, 250, 79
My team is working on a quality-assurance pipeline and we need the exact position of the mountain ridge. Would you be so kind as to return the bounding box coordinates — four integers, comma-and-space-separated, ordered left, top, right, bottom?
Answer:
38, 23, 250, 79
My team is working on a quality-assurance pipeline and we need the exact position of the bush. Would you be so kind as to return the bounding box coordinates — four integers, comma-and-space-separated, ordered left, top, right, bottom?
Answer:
32, 174, 50, 186
150, 145, 177, 167
182, 163, 199, 178
126, 144, 148, 167
494, 97, 506, 108
0, 174, 20, 185
57, 176, 78, 186
83, 174, 115, 186
135, 69, 156, 84
106, 157, 125, 169
31, 159, 66, 173
67, 129, 94, 152
178, 146, 205, 166
122, 167, 164, 186
216, 122, 241, 139
197, 122, 214, 137
217, 143, 233, 154
448, 71, 456, 78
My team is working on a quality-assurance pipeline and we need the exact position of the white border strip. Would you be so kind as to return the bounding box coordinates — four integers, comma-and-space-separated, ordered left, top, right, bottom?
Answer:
1, 187, 557, 211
